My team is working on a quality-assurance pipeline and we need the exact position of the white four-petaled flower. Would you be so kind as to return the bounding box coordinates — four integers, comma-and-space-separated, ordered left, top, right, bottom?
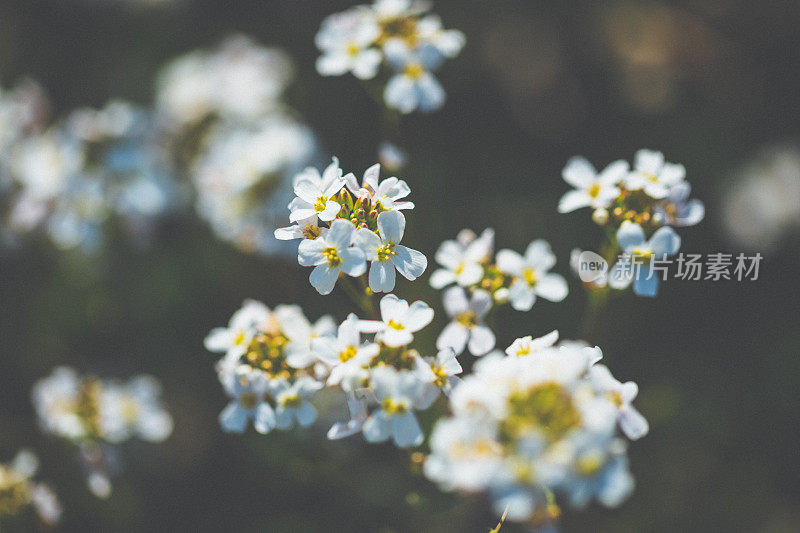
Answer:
496, 240, 568, 311
298, 219, 367, 295
359, 294, 434, 347
362, 366, 425, 447
558, 156, 627, 213
625, 149, 686, 199
289, 158, 348, 222
437, 287, 495, 356
429, 228, 494, 289
356, 210, 427, 292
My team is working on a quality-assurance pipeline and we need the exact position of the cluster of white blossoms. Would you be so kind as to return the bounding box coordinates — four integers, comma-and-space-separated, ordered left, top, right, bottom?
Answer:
205, 295, 462, 449
316, 0, 465, 113
275, 158, 426, 295
32, 367, 173, 498
0, 450, 61, 528
0, 80, 182, 251
157, 35, 319, 255
559, 149, 704, 297
424, 333, 648, 527
1, 35, 315, 257
429, 228, 568, 356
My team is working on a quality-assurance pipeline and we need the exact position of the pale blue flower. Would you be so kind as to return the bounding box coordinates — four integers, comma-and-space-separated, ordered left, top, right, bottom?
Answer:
610, 222, 681, 297
218, 368, 275, 434
362, 367, 425, 447
383, 40, 446, 114
656, 181, 705, 227
269, 376, 323, 430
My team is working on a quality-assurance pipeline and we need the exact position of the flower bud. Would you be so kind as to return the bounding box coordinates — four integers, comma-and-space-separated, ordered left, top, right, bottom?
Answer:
592, 208, 609, 225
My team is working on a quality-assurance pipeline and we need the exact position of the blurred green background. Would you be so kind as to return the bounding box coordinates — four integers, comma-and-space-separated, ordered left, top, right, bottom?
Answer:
1, 0, 799, 531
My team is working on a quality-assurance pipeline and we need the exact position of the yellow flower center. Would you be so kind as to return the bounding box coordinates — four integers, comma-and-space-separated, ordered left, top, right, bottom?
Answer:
432, 365, 449, 387
339, 345, 358, 362
301, 225, 321, 240
516, 345, 531, 357
643, 172, 659, 183
313, 196, 328, 212
455, 311, 478, 328
608, 391, 623, 408
346, 42, 360, 56
631, 247, 653, 262
281, 394, 302, 408
239, 392, 260, 410
503, 382, 582, 442
378, 16, 419, 46
322, 246, 342, 268
376, 242, 397, 262
234, 330, 246, 345
381, 397, 408, 415
522, 267, 538, 285
404, 62, 425, 80
387, 319, 404, 330
576, 452, 605, 476
588, 183, 601, 198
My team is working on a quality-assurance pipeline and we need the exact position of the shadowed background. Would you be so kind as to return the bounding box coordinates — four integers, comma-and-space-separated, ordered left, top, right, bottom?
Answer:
1, 0, 799, 531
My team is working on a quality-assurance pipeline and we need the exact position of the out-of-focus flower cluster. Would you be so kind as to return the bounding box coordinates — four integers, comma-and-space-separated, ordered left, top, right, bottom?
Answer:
424, 333, 648, 527
32, 367, 173, 498
315, 0, 465, 113
0, 79, 182, 251
0, 450, 61, 528
559, 149, 703, 296
275, 158, 426, 295
1, 35, 316, 257
430, 228, 568, 356
721, 142, 800, 253
156, 35, 319, 255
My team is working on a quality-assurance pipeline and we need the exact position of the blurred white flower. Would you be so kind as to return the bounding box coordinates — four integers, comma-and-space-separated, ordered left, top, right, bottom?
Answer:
436, 286, 495, 356
496, 239, 568, 311
625, 149, 686, 199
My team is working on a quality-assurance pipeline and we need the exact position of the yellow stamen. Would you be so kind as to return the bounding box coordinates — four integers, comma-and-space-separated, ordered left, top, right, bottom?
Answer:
387, 319, 404, 330
455, 311, 477, 328
339, 345, 358, 362
322, 246, 342, 268
376, 242, 397, 262
382, 397, 408, 415
404, 62, 425, 80
301, 225, 321, 240
522, 268, 537, 285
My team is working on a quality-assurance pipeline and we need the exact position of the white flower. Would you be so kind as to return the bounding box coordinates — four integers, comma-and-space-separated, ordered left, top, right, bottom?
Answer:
274, 214, 322, 241
625, 149, 686, 199
505, 330, 559, 357
289, 158, 347, 222
312, 314, 380, 390
359, 294, 434, 347
383, 40, 446, 113
204, 299, 271, 360
275, 305, 337, 369
269, 376, 323, 430
609, 222, 681, 297
589, 365, 649, 440
655, 182, 705, 227
414, 348, 463, 395
429, 228, 494, 289
362, 367, 425, 447
32, 367, 86, 440
298, 219, 367, 295
355, 210, 427, 292
437, 287, 495, 356
417, 14, 466, 58
558, 156, 627, 213
99, 376, 173, 444
218, 368, 276, 434
344, 162, 414, 211
315, 10, 382, 80
496, 239, 568, 311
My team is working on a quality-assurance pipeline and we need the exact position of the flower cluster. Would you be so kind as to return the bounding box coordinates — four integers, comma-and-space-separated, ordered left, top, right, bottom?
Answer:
559, 149, 704, 296
205, 295, 457, 449
0, 450, 61, 528
205, 300, 335, 434
1, 82, 182, 251
157, 35, 319, 256
424, 333, 648, 527
32, 367, 173, 497
276, 158, 426, 295
430, 228, 568, 356
315, 0, 465, 113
